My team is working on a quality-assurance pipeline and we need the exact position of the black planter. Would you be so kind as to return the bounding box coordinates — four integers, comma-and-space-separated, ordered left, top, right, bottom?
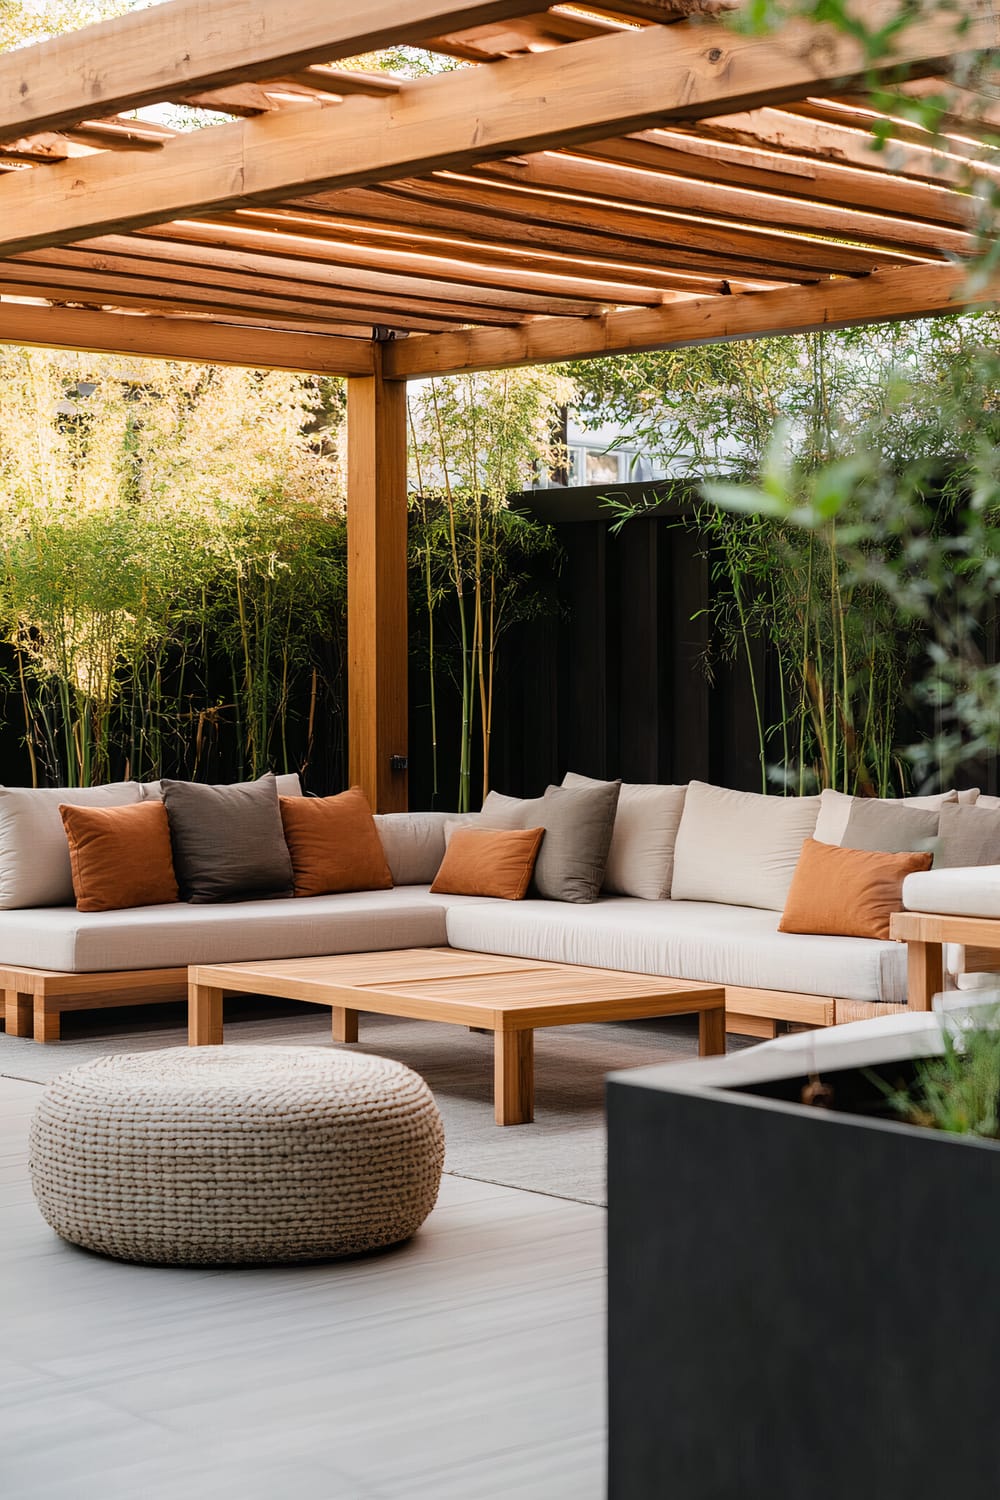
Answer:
607, 1012, 1000, 1500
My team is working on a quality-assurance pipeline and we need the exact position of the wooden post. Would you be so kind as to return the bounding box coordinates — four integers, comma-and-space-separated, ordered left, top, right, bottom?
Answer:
907, 940, 944, 1012
347, 344, 409, 812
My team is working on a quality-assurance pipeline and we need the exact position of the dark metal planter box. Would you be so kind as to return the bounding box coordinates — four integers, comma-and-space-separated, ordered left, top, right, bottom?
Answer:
607, 1019, 1000, 1500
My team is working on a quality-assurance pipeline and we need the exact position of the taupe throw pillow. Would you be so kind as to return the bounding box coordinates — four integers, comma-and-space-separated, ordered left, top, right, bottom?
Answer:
479, 781, 621, 902
161, 772, 293, 903
935, 803, 1000, 868
840, 799, 939, 854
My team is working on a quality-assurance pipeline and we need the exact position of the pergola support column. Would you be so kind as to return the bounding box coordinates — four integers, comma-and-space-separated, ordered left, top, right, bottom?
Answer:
347, 346, 409, 812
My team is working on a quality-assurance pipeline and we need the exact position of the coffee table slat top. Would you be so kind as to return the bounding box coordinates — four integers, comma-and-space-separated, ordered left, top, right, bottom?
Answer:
189, 948, 723, 1030
190, 948, 721, 992
188, 948, 725, 1124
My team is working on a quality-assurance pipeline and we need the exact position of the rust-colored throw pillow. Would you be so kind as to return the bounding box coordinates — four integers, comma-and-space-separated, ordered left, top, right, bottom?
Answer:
278, 787, 393, 898
59, 800, 180, 912
431, 826, 544, 900
779, 838, 932, 941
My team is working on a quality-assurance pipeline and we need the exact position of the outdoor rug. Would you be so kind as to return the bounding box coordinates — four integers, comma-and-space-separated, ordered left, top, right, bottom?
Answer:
0, 1000, 749, 1206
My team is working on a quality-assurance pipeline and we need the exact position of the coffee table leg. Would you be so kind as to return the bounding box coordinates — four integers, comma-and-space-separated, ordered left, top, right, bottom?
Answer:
332, 1006, 359, 1044
495, 1029, 534, 1126
189, 982, 223, 1046
699, 1006, 726, 1057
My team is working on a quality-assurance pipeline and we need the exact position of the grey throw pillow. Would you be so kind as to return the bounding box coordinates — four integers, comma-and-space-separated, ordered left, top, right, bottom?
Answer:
840, 799, 939, 854
161, 772, 293, 903
479, 781, 621, 902
935, 803, 1000, 868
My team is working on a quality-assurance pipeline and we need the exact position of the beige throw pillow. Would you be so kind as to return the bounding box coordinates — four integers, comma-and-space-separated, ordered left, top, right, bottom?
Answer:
670, 781, 820, 911
562, 772, 686, 900
0, 781, 143, 910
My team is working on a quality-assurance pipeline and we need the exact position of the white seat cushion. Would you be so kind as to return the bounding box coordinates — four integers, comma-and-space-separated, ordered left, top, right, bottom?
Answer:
903, 865, 1000, 919
0, 887, 489, 974
445, 896, 907, 1005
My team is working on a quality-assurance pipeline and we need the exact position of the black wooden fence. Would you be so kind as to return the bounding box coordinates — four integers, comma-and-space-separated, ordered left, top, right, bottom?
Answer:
407, 482, 773, 810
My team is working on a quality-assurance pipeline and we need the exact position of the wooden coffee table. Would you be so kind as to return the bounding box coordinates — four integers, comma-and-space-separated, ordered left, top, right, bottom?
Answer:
187, 948, 726, 1125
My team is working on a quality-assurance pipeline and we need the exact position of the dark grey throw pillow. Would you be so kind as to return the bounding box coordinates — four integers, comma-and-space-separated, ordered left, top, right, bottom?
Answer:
841, 799, 939, 854
479, 781, 621, 902
935, 803, 1000, 868
161, 773, 293, 903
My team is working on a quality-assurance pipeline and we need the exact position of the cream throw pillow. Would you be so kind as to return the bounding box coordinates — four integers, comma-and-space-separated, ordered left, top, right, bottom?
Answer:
670, 781, 820, 911
562, 772, 686, 900
0, 781, 142, 909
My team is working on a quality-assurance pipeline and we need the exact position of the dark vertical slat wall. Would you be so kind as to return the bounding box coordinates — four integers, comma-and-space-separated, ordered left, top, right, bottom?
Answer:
408, 484, 993, 809
667, 527, 711, 787
482, 493, 773, 802
558, 524, 609, 781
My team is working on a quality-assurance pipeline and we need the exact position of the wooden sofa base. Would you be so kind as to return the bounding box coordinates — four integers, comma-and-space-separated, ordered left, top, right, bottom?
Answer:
0, 961, 903, 1044
3, 965, 187, 1043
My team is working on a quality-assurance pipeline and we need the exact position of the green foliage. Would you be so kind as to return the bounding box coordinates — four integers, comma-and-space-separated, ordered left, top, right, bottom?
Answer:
0, 349, 347, 787
887, 1019, 1000, 1141
0, 0, 138, 50
575, 314, 1000, 793
665, 1, 1000, 791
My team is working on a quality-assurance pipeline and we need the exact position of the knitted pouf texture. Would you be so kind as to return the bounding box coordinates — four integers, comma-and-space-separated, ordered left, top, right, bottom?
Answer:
28, 1046, 445, 1266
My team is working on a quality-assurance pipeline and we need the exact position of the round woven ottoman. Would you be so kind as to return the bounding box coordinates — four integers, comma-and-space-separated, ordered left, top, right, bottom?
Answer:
29, 1046, 445, 1265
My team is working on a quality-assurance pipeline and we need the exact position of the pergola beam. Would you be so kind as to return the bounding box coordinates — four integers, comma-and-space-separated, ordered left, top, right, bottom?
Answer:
0, 3, 996, 258
0, 301, 374, 374
0, 0, 551, 141
383, 261, 1000, 377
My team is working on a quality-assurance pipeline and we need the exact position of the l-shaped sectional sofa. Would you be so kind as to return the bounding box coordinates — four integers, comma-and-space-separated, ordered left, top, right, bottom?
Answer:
2, 787, 988, 1045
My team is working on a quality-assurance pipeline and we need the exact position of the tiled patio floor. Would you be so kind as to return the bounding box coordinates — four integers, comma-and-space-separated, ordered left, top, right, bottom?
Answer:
0, 1074, 606, 1500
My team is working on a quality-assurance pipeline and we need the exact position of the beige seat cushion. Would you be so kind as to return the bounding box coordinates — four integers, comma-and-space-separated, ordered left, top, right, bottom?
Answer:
0, 887, 494, 973
445, 895, 907, 1005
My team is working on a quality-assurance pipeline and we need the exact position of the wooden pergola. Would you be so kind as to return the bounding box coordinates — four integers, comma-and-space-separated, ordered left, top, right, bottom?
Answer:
2, 0, 999, 808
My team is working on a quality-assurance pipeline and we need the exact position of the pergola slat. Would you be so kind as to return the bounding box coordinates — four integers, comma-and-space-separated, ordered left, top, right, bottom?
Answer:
236, 199, 794, 288
472, 153, 974, 256
697, 107, 998, 191
383, 261, 1000, 377
0, 0, 551, 140
132, 221, 669, 306
375, 174, 932, 275
583, 132, 974, 231
0, 4, 995, 258
28, 236, 606, 318
0, 263, 510, 332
